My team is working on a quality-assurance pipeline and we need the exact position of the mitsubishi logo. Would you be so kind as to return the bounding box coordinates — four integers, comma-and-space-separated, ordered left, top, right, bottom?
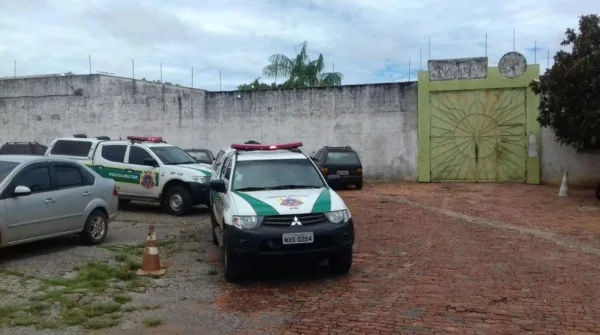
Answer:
291, 216, 302, 226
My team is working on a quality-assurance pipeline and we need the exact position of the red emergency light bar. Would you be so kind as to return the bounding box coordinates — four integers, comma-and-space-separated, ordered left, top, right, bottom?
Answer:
231, 142, 303, 151
126, 136, 163, 143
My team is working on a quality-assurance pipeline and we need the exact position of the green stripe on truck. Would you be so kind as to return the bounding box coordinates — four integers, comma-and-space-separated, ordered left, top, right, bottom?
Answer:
233, 191, 279, 216
311, 188, 331, 213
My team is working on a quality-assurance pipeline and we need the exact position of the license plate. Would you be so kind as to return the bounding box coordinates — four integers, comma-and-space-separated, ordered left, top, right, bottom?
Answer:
337, 170, 349, 176
282, 232, 314, 245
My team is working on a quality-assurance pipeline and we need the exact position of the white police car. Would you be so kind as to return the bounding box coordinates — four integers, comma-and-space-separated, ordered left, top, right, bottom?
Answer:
209, 142, 354, 282
45, 135, 212, 216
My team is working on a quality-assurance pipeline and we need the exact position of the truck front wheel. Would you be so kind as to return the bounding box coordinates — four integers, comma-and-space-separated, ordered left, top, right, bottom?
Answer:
328, 249, 353, 275
222, 235, 244, 282
165, 185, 192, 216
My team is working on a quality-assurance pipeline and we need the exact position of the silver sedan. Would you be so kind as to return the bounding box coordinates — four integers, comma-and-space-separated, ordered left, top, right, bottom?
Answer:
0, 155, 118, 248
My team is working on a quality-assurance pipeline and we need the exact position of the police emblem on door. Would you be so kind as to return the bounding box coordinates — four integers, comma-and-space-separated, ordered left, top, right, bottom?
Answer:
141, 171, 155, 189
291, 216, 302, 226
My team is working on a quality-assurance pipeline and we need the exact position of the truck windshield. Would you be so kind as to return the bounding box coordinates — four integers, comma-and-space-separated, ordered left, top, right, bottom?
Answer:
150, 146, 197, 165
0, 161, 19, 184
232, 159, 326, 191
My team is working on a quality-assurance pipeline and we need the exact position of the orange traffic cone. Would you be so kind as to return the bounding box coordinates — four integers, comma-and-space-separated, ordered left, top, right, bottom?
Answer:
136, 225, 167, 277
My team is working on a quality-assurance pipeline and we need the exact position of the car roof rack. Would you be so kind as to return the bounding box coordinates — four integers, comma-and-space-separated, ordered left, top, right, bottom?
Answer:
324, 145, 353, 151
5, 141, 41, 145
96, 136, 111, 140
73, 133, 88, 138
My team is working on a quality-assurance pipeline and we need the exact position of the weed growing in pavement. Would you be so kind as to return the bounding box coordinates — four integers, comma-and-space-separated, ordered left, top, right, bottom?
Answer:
0, 240, 179, 330
143, 318, 163, 327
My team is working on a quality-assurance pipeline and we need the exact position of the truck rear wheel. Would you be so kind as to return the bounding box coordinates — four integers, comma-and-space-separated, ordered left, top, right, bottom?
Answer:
165, 185, 192, 216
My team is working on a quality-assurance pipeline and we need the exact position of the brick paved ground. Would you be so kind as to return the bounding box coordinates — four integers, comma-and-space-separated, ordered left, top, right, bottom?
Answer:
212, 182, 600, 335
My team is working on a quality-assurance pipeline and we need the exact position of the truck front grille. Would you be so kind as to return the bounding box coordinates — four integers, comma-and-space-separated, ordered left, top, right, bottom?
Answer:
262, 213, 328, 226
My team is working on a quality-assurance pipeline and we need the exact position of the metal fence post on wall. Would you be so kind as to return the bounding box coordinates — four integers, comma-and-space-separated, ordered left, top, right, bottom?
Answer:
485, 33, 487, 57
513, 28, 516, 51
132, 59, 135, 79
428, 36, 431, 60
13, 60, 16, 78
160, 63, 163, 83
191, 67, 194, 88
88, 54, 92, 74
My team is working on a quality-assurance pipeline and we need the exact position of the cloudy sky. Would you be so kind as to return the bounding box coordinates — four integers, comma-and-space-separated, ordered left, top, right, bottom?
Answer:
0, 0, 597, 91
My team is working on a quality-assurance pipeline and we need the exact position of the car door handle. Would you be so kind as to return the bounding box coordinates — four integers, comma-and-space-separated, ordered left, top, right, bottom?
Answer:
82, 191, 91, 196
45, 198, 55, 204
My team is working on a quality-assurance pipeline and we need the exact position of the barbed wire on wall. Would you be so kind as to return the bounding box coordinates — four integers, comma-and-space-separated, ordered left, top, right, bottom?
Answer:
4, 32, 558, 89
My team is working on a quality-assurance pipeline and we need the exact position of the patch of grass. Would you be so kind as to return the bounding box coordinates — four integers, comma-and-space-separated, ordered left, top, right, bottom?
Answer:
142, 304, 161, 310
83, 317, 120, 330
143, 318, 163, 327
1, 239, 181, 331
122, 305, 137, 312
113, 294, 132, 304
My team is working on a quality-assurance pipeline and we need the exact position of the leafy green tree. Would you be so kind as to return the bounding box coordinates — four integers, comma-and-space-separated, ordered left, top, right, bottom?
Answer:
262, 41, 343, 88
530, 14, 600, 149
237, 78, 279, 91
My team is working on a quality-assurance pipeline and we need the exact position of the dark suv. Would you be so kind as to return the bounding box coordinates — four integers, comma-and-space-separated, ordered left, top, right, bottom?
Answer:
0, 142, 48, 156
311, 146, 363, 190
183, 148, 214, 165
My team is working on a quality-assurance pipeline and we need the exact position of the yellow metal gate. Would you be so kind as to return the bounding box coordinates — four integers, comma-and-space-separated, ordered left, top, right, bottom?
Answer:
429, 89, 527, 181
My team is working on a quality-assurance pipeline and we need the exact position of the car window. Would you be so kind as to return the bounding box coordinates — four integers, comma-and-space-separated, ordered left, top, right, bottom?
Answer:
187, 151, 212, 163
32, 145, 47, 155
150, 146, 196, 165
0, 160, 20, 184
232, 159, 325, 191
54, 165, 84, 189
79, 165, 96, 186
213, 150, 225, 169
0, 143, 31, 155
12, 165, 52, 193
50, 140, 93, 157
128, 146, 153, 166
101, 144, 127, 163
326, 151, 360, 165
220, 157, 231, 180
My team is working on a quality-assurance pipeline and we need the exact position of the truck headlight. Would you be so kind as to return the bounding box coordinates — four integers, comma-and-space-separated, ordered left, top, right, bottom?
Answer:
232, 215, 262, 229
192, 176, 209, 183
325, 210, 351, 224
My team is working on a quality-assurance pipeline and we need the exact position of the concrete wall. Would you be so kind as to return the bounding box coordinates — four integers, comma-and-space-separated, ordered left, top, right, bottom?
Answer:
2, 74, 598, 184
0, 75, 418, 180
540, 127, 600, 185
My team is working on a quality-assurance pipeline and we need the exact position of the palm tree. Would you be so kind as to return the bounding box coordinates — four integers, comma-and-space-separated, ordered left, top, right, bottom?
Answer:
262, 41, 343, 88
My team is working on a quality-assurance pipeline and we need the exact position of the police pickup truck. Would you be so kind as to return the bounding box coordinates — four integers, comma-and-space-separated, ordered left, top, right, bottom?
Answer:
45, 135, 212, 216
209, 141, 355, 282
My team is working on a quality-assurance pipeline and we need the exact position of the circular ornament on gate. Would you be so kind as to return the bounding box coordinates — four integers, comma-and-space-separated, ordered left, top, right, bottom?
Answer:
498, 52, 527, 79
